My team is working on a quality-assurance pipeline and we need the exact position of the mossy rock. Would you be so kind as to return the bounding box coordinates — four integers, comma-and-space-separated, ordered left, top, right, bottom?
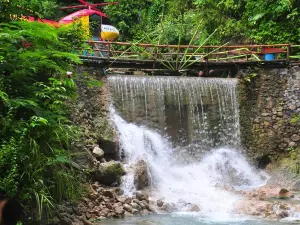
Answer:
93, 161, 126, 185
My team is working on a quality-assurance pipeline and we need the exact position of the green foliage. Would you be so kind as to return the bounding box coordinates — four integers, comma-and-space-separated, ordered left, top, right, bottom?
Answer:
104, 0, 160, 41
153, 12, 202, 45
244, 73, 258, 82
281, 147, 300, 174
4, 0, 298, 45
0, 21, 84, 221
287, 146, 296, 152
244, 0, 300, 43
0, 0, 61, 22
291, 114, 300, 125
103, 0, 299, 45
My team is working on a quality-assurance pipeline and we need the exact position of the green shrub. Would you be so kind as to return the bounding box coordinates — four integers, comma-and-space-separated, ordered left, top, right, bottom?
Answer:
291, 114, 300, 125
0, 21, 85, 221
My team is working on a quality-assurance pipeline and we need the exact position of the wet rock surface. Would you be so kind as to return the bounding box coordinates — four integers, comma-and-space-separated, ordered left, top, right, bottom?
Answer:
55, 182, 300, 225
134, 160, 150, 190
55, 183, 156, 225
84, 183, 155, 222
233, 183, 300, 219
93, 161, 126, 185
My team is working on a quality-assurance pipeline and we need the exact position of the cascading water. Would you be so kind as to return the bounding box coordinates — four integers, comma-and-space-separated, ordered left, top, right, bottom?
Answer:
109, 76, 240, 150
108, 75, 268, 219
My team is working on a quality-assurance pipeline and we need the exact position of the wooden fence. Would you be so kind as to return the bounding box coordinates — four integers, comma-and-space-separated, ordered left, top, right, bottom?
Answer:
85, 41, 291, 63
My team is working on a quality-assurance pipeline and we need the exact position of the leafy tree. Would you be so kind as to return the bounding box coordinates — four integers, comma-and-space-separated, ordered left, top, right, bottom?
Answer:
0, 0, 60, 21
192, 0, 300, 44
244, 0, 300, 43
102, 0, 299, 45
104, 0, 164, 41
0, 21, 85, 220
166, 0, 194, 22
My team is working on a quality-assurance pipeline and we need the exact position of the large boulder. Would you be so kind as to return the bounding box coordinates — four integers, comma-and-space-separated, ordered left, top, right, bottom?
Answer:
134, 160, 150, 190
93, 161, 126, 185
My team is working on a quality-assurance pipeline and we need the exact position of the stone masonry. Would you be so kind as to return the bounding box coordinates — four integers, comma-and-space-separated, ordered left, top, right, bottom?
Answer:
238, 67, 300, 167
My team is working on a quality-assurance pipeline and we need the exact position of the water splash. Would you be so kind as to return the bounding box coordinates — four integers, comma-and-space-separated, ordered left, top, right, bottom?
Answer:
110, 107, 268, 218
108, 76, 268, 219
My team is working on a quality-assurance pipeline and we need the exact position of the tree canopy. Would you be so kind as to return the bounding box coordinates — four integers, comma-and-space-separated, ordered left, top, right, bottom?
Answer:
1, 0, 299, 44
105, 0, 300, 44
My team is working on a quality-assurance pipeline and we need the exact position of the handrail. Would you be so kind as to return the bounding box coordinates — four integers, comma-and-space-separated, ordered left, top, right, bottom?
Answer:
87, 40, 291, 49
80, 41, 295, 68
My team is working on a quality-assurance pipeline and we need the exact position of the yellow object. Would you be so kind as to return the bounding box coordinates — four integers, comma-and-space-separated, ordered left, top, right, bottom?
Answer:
79, 16, 90, 36
101, 31, 119, 40
101, 24, 119, 41
66, 15, 90, 39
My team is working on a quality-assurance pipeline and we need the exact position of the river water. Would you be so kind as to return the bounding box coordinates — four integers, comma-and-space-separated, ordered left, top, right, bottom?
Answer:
100, 214, 299, 225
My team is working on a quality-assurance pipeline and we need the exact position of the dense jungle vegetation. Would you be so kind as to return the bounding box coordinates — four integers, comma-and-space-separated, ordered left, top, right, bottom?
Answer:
0, 0, 299, 223
0, 0, 87, 223
105, 0, 300, 44
2, 0, 300, 44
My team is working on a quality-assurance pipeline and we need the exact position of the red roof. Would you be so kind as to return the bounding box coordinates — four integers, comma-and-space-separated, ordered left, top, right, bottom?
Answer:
59, 9, 107, 24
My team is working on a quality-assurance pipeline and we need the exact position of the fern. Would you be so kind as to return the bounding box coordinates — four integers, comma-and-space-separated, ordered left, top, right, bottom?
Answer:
0, 21, 85, 222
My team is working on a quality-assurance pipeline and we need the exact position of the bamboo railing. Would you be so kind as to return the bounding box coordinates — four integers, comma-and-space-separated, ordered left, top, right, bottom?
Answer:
85, 41, 292, 62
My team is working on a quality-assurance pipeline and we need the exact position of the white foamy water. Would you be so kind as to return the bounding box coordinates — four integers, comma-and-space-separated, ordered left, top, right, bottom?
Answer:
110, 107, 268, 219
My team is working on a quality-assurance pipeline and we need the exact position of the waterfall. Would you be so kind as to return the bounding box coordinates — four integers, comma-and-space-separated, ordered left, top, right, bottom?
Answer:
108, 75, 268, 218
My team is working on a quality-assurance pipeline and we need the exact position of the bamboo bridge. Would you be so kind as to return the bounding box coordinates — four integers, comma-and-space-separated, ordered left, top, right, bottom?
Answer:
80, 41, 300, 74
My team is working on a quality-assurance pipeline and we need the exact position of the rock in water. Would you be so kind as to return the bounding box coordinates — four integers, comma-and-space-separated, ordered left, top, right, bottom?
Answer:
123, 204, 133, 212
93, 161, 126, 185
115, 206, 125, 215
134, 160, 150, 190
157, 199, 164, 207
136, 191, 149, 201
186, 203, 201, 212
278, 188, 292, 199
160, 203, 177, 212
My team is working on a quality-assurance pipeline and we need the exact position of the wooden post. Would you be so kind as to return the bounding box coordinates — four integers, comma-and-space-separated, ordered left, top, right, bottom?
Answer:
108, 43, 110, 60
175, 45, 180, 71
287, 45, 291, 61
153, 48, 158, 70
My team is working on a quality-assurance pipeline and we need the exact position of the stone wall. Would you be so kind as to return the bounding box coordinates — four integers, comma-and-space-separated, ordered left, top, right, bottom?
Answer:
70, 66, 118, 170
238, 67, 300, 167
